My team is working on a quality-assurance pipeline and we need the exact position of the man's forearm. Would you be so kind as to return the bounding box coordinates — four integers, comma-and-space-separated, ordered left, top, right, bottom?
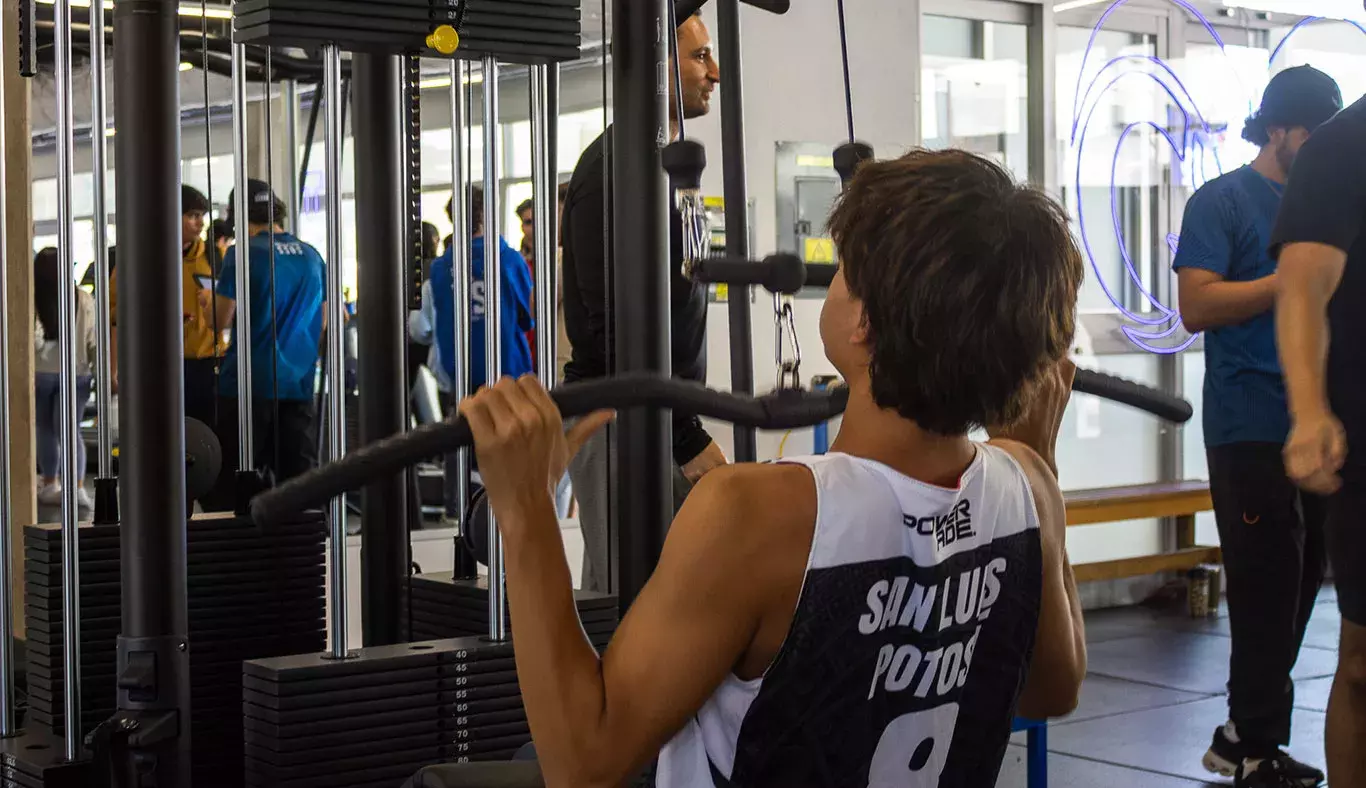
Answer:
1277, 283, 1332, 419
1183, 275, 1276, 331
499, 495, 612, 784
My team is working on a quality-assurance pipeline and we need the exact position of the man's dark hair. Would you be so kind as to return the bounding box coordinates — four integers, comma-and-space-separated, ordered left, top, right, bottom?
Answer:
515, 198, 534, 218
446, 186, 486, 234
182, 184, 210, 215
422, 221, 440, 261
211, 219, 234, 243
1240, 114, 1274, 147
827, 148, 1083, 435
249, 197, 288, 227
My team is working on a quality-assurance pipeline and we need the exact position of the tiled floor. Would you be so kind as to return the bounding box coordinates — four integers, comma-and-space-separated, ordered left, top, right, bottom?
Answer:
997, 588, 1343, 787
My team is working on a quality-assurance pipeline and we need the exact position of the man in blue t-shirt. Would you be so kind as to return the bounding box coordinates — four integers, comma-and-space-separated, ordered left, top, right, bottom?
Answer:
428, 185, 534, 399
202, 179, 327, 505
421, 186, 533, 516
1173, 65, 1341, 788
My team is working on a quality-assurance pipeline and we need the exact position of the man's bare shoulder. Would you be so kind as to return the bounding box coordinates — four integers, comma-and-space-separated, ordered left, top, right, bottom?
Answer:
984, 439, 1065, 537
671, 462, 818, 559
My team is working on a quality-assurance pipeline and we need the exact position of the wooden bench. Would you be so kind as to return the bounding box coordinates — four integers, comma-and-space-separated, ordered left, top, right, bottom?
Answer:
1013, 481, 1215, 787
1064, 480, 1217, 583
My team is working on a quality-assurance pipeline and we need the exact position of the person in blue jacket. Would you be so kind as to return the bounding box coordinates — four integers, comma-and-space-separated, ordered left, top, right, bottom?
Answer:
202, 179, 327, 507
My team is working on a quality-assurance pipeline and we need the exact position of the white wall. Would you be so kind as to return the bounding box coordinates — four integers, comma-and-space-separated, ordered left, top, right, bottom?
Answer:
676, 3, 1175, 572
689, 0, 920, 462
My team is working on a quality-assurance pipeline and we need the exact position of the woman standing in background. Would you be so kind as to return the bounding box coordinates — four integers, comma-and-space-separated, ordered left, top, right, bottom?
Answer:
33, 247, 97, 512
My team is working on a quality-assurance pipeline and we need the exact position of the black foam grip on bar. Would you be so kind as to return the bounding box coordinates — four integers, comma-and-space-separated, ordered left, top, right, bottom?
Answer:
834, 141, 874, 187
662, 139, 707, 191
692, 254, 807, 295
1072, 368, 1193, 424
804, 263, 837, 288
18, 0, 36, 77
252, 377, 850, 526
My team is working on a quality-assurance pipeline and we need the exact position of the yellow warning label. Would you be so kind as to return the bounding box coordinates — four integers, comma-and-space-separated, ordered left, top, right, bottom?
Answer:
715, 284, 729, 302
797, 155, 835, 169
804, 238, 836, 264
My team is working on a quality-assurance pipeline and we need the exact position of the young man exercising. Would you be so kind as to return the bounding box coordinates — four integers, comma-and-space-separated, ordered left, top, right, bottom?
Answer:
408, 149, 1087, 787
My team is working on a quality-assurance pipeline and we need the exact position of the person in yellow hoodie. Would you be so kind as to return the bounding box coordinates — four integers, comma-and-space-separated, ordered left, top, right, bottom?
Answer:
110, 184, 227, 430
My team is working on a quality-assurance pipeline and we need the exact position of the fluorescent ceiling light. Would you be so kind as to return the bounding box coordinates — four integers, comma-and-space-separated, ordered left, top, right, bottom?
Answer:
37, 0, 233, 19
418, 73, 485, 90
104, 127, 115, 137
1223, 0, 1366, 19
1054, 0, 1110, 11
179, 61, 194, 71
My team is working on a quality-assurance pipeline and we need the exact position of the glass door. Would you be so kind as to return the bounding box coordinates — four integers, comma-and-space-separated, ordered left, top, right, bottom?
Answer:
1053, 7, 1176, 495
921, 1, 1033, 183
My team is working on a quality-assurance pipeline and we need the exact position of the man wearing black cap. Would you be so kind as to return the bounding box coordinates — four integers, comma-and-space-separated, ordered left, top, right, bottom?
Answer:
1174, 64, 1342, 788
1274, 77, 1366, 788
559, 8, 724, 593
201, 179, 328, 506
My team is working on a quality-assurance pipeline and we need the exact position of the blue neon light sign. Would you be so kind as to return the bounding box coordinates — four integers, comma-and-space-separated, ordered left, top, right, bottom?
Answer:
1071, 0, 1364, 354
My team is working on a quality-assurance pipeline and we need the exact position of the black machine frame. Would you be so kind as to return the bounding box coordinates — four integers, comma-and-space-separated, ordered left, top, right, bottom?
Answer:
0, 0, 1196, 782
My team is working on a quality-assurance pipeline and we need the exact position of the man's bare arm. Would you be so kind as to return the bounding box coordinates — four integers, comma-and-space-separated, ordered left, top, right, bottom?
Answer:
1276, 242, 1346, 421
497, 464, 810, 788
1177, 268, 1277, 333
212, 293, 237, 332
988, 440, 1085, 718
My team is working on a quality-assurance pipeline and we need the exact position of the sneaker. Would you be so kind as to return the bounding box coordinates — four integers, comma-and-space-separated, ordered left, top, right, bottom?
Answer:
36, 482, 61, 506
1205, 725, 1323, 786
1236, 758, 1320, 788
76, 488, 94, 513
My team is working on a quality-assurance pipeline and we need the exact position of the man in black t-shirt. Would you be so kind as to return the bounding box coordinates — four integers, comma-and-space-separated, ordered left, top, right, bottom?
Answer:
559, 11, 725, 593
1272, 91, 1366, 787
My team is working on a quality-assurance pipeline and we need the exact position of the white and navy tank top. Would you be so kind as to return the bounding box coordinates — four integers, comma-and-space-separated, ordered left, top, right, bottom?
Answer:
656, 446, 1043, 788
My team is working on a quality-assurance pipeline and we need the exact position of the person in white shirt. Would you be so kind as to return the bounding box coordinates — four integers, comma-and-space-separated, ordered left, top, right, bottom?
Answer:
33, 248, 98, 512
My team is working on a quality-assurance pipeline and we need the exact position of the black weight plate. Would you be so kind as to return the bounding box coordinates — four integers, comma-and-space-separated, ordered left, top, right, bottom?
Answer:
246, 672, 520, 710
244, 637, 508, 681
441, 732, 532, 757
243, 756, 442, 788
241, 656, 512, 698
23, 545, 119, 563
24, 580, 121, 600
25, 663, 116, 683
233, 9, 579, 47
244, 684, 521, 726
24, 612, 121, 633
244, 745, 441, 781
245, 705, 527, 748
240, 0, 579, 31
244, 731, 451, 767
242, 665, 439, 696
242, 697, 441, 728
233, 21, 582, 63
243, 705, 441, 739
244, 719, 443, 752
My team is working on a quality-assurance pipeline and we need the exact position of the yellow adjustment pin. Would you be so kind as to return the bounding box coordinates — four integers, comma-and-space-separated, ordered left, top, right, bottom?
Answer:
427, 25, 460, 55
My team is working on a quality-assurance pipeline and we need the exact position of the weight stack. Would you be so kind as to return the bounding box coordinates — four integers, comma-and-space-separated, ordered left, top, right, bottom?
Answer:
232, 0, 582, 64
23, 511, 327, 787
245, 638, 531, 787
409, 572, 618, 644
0, 726, 91, 787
